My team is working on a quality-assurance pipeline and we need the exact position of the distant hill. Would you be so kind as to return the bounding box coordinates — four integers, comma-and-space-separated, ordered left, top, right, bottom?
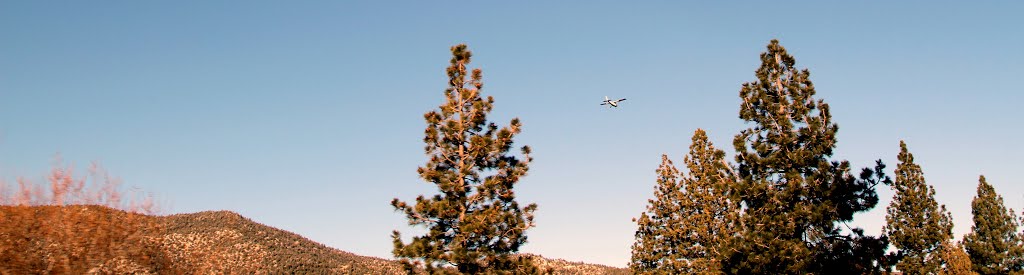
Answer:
1, 205, 629, 274
160, 210, 403, 274
531, 256, 631, 275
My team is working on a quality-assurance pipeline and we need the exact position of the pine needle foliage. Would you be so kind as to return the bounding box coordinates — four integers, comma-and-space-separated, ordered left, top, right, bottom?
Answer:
631, 129, 737, 274
723, 39, 892, 274
630, 154, 684, 273
963, 176, 1023, 275
883, 141, 954, 274
391, 44, 539, 274
675, 129, 738, 274
938, 242, 979, 275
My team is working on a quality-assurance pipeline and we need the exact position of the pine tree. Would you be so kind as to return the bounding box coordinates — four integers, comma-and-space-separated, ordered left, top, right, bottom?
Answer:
630, 154, 684, 273
722, 39, 892, 274
630, 129, 737, 274
963, 176, 1023, 275
677, 129, 738, 273
883, 140, 954, 274
391, 44, 538, 274
938, 241, 978, 275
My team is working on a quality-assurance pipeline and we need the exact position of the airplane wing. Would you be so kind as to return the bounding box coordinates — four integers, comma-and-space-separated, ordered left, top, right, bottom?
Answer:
618, 98, 627, 101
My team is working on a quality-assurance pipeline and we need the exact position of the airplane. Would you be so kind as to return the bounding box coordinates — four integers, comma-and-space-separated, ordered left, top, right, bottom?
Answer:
600, 96, 627, 108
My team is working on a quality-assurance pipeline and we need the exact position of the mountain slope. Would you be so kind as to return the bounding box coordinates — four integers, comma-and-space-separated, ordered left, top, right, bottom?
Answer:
161, 210, 402, 274
1, 205, 628, 274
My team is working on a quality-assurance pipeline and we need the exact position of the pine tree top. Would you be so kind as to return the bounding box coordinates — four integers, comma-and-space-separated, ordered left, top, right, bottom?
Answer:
632, 129, 737, 274
735, 39, 838, 173
884, 140, 953, 274
964, 175, 1022, 275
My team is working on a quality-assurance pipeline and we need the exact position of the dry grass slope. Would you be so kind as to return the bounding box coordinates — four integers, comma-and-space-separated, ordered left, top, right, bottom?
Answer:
0, 205, 174, 274
529, 255, 631, 275
161, 210, 403, 274
1, 205, 629, 274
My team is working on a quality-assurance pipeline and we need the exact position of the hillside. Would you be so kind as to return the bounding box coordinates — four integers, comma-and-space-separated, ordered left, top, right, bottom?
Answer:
0, 205, 628, 274
161, 210, 403, 274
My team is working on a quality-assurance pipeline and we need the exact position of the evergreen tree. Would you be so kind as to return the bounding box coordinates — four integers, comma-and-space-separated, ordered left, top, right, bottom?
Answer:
722, 39, 892, 274
963, 176, 1023, 275
883, 140, 954, 274
630, 129, 737, 274
677, 129, 738, 273
938, 241, 978, 275
630, 154, 684, 273
391, 44, 538, 274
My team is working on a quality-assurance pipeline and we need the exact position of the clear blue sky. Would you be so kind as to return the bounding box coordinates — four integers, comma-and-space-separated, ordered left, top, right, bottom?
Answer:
2, 1, 1022, 267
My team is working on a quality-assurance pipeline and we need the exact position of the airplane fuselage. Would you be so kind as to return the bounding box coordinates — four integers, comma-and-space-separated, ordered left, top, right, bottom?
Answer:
601, 96, 626, 108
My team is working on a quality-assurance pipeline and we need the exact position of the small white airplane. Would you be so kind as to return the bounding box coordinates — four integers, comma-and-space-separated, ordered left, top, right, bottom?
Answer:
600, 96, 627, 108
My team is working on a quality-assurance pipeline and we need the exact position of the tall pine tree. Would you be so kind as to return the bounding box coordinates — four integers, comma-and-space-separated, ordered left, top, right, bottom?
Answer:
883, 140, 955, 274
630, 129, 737, 274
963, 176, 1023, 275
723, 39, 891, 274
676, 129, 738, 273
630, 154, 685, 273
391, 44, 538, 274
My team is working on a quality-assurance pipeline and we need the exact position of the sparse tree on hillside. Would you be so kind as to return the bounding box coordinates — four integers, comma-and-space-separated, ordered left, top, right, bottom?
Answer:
631, 129, 737, 274
883, 141, 954, 274
963, 176, 1023, 275
722, 39, 892, 274
391, 44, 538, 274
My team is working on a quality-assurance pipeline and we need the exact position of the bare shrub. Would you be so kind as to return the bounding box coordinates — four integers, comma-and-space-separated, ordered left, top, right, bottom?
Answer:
0, 158, 175, 274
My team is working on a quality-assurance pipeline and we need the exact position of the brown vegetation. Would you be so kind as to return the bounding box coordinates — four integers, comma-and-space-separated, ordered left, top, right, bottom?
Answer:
0, 162, 172, 274
0, 161, 627, 274
2, 205, 627, 274
160, 210, 403, 274
529, 256, 631, 275
0, 205, 171, 274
